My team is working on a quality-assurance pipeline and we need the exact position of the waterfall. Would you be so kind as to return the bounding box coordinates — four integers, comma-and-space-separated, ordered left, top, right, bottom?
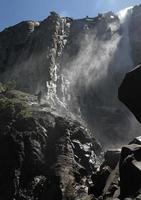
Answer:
44, 17, 72, 115
39, 7, 141, 147
118, 6, 133, 23
58, 6, 141, 147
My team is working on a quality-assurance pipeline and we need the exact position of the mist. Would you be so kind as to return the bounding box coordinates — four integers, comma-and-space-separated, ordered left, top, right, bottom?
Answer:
2, 7, 141, 148
60, 7, 141, 147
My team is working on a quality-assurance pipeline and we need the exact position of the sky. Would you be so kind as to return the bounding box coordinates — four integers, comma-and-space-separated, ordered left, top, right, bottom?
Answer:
0, 0, 141, 31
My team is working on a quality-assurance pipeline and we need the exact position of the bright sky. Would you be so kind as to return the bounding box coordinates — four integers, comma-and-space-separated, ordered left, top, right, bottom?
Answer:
0, 0, 141, 31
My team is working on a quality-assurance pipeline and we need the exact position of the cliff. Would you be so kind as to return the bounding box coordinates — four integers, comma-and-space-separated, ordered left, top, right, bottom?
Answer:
0, 88, 101, 200
1, 4, 141, 200
0, 7, 141, 146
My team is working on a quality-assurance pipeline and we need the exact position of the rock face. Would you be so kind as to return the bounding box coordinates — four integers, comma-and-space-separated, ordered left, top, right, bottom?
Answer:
111, 16, 141, 197
88, 141, 141, 200
0, 89, 101, 200
117, 62, 141, 199
119, 64, 141, 123
0, 12, 72, 94
1, 5, 141, 200
119, 144, 141, 198
104, 149, 121, 170
89, 149, 120, 199
1, 8, 141, 146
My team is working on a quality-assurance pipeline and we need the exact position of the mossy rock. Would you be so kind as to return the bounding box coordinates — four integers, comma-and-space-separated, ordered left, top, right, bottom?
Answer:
0, 92, 32, 120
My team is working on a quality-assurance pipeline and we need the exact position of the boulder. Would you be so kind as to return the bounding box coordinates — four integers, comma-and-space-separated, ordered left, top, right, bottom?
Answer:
90, 166, 111, 197
118, 64, 141, 123
104, 149, 121, 170
136, 194, 141, 200
119, 144, 141, 198
129, 136, 141, 145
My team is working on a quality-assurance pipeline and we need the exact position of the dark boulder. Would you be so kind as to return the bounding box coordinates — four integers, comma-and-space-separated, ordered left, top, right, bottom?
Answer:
119, 144, 141, 198
129, 136, 141, 145
118, 64, 141, 123
88, 148, 121, 198
89, 166, 111, 197
104, 149, 121, 170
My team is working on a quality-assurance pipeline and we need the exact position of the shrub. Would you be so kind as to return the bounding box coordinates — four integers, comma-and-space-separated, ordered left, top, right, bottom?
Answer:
4, 80, 16, 91
0, 97, 32, 119
0, 80, 16, 93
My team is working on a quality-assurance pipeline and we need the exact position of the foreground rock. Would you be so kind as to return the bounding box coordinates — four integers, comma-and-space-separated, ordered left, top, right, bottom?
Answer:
118, 64, 141, 123
103, 149, 121, 170
89, 141, 141, 199
116, 61, 141, 199
89, 149, 120, 199
0, 89, 101, 200
120, 144, 141, 198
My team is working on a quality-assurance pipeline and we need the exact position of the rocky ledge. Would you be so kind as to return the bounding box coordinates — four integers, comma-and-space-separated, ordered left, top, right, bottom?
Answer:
89, 136, 141, 200
0, 87, 101, 200
1, 85, 141, 200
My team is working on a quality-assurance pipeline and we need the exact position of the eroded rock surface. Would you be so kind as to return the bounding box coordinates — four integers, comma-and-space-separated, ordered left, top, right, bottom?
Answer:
1, 9, 141, 146
0, 89, 101, 200
118, 64, 141, 123
119, 144, 141, 198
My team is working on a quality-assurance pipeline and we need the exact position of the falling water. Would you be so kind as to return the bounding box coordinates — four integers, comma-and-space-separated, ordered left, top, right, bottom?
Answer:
58, 6, 141, 147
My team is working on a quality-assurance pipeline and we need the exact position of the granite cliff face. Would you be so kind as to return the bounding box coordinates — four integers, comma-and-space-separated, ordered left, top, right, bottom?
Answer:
0, 13, 71, 93
0, 89, 101, 200
1, 6, 141, 146
1, 3, 141, 200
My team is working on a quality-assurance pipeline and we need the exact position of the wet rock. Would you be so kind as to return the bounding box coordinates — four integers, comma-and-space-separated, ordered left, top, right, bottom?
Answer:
0, 90, 101, 200
136, 194, 141, 200
0, 6, 140, 149
90, 166, 111, 197
92, 141, 141, 199
0, 12, 72, 94
118, 48, 141, 199
118, 64, 141, 123
129, 136, 141, 145
37, 175, 63, 200
104, 149, 121, 170
123, 198, 133, 200
119, 144, 141, 198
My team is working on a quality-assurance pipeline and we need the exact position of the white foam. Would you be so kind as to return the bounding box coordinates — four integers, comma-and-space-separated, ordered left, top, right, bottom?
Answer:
117, 6, 133, 23
110, 15, 115, 19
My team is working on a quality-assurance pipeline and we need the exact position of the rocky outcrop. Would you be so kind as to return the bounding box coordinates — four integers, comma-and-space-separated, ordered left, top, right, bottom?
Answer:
1, 5, 141, 200
89, 149, 120, 199
1, 8, 141, 146
103, 149, 121, 170
59, 8, 141, 146
117, 61, 141, 199
88, 140, 141, 200
99, 60, 141, 199
0, 89, 101, 200
118, 64, 141, 123
0, 12, 72, 94
119, 144, 141, 198
90, 166, 112, 198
